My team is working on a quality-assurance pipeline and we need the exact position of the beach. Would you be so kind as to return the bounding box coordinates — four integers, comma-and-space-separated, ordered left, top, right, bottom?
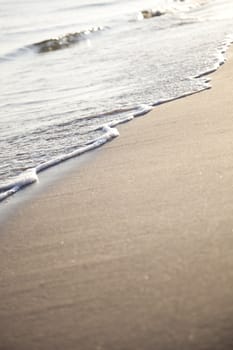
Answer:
1, 45, 233, 350
2, 0, 233, 193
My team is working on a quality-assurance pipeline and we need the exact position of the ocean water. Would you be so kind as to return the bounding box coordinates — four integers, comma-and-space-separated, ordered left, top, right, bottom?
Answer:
1, 0, 233, 202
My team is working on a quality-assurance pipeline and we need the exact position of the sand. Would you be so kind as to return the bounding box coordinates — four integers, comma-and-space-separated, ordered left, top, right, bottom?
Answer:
1, 49, 233, 349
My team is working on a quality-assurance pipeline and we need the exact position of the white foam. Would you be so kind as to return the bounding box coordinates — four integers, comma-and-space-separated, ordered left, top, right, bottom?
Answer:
0, 186, 19, 202
134, 104, 153, 117
0, 123, 120, 202
0, 168, 38, 192
1, 30, 232, 204
0, 104, 155, 202
1, 27, 233, 206
0, 169, 38, 201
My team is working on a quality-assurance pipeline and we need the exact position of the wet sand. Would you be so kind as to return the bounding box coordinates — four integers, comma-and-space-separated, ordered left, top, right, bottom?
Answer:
1, 49, 233, 350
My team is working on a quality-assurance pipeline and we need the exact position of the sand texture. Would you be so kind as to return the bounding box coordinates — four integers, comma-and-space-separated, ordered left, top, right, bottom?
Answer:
1, 49, 233, 349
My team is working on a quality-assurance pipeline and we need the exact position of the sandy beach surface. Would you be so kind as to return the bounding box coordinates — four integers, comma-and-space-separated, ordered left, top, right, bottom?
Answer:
1, 48, 233, 349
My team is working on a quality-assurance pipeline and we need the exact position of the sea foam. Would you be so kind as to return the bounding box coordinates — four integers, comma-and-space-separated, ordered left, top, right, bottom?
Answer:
0, 104, 152, 202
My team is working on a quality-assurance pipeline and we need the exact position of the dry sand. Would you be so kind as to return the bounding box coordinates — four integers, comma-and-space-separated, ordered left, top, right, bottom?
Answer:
1, 49, 233, 350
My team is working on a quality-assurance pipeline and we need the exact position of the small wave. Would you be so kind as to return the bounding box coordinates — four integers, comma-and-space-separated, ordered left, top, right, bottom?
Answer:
0, 26, 105, 61
137, 0, 206, 21
30, 26, 104, 54
0, 168, 38, 202
193, 34, 233, 79
0, 104, 152, 203
140, 9, 165, 20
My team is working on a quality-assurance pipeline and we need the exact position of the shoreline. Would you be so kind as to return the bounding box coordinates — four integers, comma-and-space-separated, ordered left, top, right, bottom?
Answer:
0, 87, 225, 222
1, 47, 233, 349
1, 34, 232, 210
0, 149, 98, 225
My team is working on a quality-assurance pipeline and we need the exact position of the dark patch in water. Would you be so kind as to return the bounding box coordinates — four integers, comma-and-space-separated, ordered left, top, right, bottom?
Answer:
30, 27, 104, 53
141, 9, 165, 19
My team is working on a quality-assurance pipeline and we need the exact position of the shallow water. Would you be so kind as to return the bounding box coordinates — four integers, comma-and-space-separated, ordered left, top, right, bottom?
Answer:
1, 0, 233, 201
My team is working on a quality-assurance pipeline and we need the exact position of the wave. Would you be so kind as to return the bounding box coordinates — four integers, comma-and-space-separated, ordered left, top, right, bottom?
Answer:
0, 0, 207, 62
29, 26, 104, 54
0, 26, 105, 61
1, 29, 232, 203
0, 104, 152, 202
140, 9, 165, 19
1, 28, 233, 203
193, 33, 233, 79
